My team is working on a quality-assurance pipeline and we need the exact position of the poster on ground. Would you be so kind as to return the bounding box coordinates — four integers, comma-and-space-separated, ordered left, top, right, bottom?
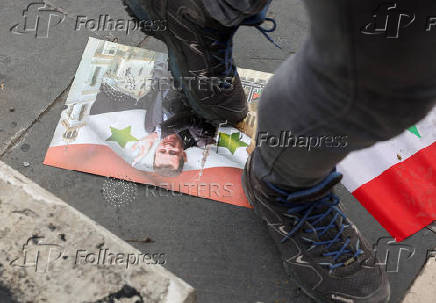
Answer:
44, 37, 270, 207
44, 37, 435, 241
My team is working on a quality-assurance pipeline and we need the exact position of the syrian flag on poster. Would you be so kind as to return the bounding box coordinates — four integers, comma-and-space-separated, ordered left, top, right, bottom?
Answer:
338, 107, 436, 241
43, 38, 261, 208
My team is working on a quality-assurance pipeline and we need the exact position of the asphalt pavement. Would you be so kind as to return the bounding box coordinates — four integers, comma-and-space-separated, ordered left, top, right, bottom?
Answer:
1, 1, 435, 302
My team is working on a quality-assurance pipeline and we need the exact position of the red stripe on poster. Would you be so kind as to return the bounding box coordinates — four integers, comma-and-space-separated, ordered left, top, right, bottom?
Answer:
44, 144, 250, 208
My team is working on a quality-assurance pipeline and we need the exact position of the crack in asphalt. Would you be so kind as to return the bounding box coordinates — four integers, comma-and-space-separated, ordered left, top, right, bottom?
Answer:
0, 80, 73, 158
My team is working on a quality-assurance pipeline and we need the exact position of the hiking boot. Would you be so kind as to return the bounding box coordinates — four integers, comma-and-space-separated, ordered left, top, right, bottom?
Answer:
123, 0, 276, 125
242, 154, 390, 303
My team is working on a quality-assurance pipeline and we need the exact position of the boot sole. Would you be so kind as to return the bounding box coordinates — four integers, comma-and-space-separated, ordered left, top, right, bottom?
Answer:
241, 165, 390, 303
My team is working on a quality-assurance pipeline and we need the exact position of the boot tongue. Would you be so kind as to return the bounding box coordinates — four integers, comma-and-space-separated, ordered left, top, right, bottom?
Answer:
203, 27, 237, 75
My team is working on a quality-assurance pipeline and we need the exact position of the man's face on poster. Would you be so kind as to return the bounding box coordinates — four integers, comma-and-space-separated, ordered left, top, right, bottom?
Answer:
154, 134, 187, 172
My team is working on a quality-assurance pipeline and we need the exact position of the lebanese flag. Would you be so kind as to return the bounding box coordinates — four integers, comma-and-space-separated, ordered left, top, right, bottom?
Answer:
338, 107, 436, 242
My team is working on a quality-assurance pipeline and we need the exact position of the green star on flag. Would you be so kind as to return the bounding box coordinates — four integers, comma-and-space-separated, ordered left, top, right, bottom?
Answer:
408, 125, 422, 138
218, 132, 248, 155
106, 126, 138, 148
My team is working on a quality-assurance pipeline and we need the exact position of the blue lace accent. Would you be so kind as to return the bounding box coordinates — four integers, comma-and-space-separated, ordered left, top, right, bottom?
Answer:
241, 0, 281, 49
253, 18, 281, 49
210, 32, 237, 77
266, 183, 364, 270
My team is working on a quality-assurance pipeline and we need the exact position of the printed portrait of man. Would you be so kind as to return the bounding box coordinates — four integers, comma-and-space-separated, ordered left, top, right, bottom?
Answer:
90, 53, 217, 177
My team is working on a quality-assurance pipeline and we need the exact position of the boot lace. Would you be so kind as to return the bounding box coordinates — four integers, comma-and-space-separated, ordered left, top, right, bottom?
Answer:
266, 182, 364, 270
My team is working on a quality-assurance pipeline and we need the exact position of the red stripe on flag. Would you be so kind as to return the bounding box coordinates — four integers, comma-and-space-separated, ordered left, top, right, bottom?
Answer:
352, 142, 436, 242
